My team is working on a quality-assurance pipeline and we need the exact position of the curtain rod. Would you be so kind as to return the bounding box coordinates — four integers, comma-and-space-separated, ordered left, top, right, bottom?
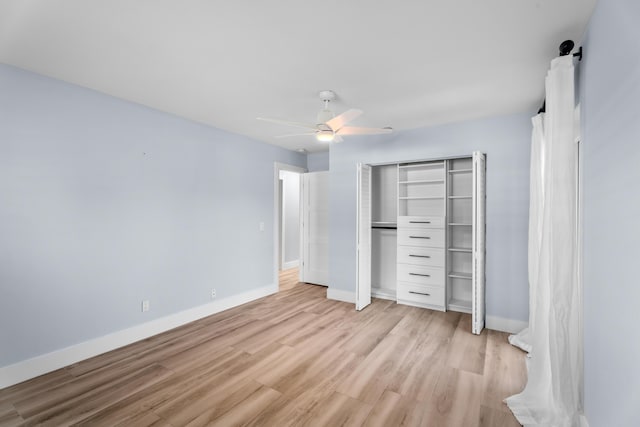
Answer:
538, 40, 582, 114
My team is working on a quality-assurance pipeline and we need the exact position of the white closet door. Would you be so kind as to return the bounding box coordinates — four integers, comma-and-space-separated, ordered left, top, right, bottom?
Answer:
356, 164, 372, 311
472, 152, 486, 334
301, 171, 329, 286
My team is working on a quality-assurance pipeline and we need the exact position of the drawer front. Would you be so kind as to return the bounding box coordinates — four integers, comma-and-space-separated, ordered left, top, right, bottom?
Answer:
397, 282, 445, 309
397, 228, 445, 248
397, 246, 444, 267
397, 264, 445, 286
398, 216, 445, 229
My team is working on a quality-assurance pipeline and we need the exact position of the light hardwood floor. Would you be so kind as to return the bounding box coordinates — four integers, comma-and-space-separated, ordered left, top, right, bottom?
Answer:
279, 267, 300, 291
0, 269, 527, 426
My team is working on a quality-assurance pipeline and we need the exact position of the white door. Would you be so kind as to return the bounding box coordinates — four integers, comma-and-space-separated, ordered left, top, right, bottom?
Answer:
301, 171, 329, 286
356, 164, 372, 311
472, 151, 486, 334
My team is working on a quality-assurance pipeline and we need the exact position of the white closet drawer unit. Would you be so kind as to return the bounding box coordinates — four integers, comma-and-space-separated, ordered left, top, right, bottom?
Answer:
397, 228, 445, 248
397, 246, 445, 267
398, 216, 445, 229
397, 283, 445, 310
397, 264, 445, 286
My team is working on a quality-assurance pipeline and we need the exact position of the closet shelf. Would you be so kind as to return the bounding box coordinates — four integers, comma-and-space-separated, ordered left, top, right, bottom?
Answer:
398, 179, 445, 184
448, 271, 472, 279
448, 247, 472, 253
399, 162, 444, 169
399, 196, 444, 200
448, 169, 472, 174
447, 298, 472, 313
448, 195, 472, 199
448, 223, 472, 226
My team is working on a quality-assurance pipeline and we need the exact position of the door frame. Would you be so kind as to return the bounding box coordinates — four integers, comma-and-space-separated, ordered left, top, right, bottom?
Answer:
273, 162, 307, 288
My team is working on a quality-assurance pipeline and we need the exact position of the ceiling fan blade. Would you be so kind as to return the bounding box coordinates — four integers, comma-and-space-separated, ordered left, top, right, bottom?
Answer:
337, 126, 393, 136
275, 133, 316, 139
257, 117, 318, 131
325, 109, 363, 130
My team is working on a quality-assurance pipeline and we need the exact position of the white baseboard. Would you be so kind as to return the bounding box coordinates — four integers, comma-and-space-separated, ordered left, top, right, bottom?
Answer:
486, 315, 528, 334
326, 288, 356, 304
0, 283, 277, 389
281, 260, 299, 270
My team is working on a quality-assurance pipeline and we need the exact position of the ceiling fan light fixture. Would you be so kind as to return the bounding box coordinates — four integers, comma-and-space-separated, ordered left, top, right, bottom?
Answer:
316, 130, 335, 143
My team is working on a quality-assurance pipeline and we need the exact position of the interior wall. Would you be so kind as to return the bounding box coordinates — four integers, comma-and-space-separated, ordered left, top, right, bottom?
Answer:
306, 151, 330, 172
279, 170, 300, 268
329, 113, 532, 323
580, 0, 640, 425
0, 64, 306, 367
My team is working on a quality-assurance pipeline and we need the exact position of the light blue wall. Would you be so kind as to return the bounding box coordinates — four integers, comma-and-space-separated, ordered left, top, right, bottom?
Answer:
0, 64, 305, 367
306, 151, 330, 172
580, 1, 640, 425
329, 113, 532, 322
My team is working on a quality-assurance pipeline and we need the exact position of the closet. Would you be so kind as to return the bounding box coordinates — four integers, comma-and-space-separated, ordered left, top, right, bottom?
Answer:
357, 152, 486, 334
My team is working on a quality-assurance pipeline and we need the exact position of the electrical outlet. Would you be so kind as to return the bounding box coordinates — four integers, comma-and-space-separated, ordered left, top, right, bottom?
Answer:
259, 221, 265, 232
141, 300, 150, 312
211, 289, 216, 299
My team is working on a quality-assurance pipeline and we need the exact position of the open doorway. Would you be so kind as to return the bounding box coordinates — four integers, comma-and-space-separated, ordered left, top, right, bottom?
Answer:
279, 169, 302, 291
273, 162, 306, 292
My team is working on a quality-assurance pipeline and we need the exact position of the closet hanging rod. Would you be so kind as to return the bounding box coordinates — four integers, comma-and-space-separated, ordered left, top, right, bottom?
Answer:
537, 40, 582, 114
372, 221, 396, 227
372, 225, 397, 230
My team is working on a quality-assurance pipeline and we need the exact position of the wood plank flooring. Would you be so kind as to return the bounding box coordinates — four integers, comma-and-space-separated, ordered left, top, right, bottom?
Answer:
0, 268, 527, 426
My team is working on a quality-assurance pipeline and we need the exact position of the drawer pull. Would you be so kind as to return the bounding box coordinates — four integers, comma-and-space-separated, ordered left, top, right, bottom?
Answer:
409, 236, 431, 239
410, 221, 431, 224
409, 273, 431, 277
409, 291, 431, 296
409, 254, 431, 258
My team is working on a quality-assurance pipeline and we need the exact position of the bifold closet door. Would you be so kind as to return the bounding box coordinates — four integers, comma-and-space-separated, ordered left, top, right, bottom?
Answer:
356, 164, 372, 311
472, 151, 486, 334
301, 171, 329, 286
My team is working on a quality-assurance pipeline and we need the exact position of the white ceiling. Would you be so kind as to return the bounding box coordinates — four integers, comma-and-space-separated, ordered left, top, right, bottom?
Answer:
0, 0, 596, 153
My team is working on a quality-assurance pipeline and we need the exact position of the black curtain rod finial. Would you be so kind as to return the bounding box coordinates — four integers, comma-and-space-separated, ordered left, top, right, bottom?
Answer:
559, 40, 575, 56
558, 40, 583, 61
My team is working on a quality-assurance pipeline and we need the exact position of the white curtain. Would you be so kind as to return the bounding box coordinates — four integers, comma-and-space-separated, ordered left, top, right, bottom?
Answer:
506, 56, 584, 426
509, 112, 545, 354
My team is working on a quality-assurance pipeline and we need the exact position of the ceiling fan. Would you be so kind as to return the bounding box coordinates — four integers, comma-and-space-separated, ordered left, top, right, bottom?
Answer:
257, 90, 392, 143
